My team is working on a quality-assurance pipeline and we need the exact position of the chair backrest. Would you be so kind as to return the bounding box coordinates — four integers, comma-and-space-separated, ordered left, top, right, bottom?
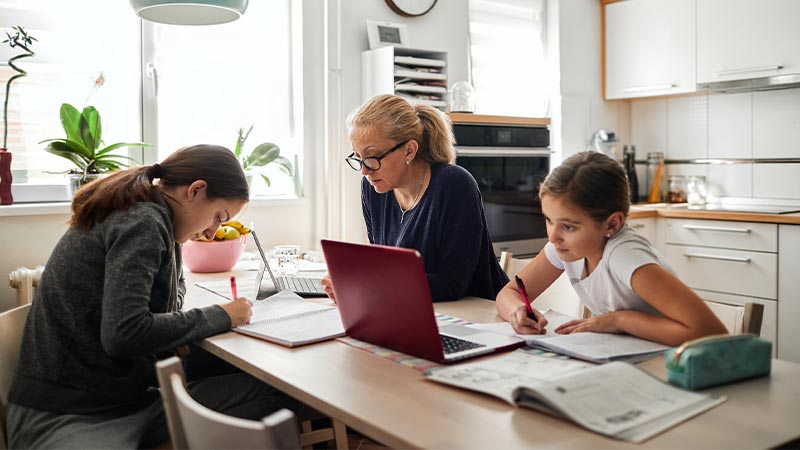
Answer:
499, 252, 583, 317
704, 300, 764, 336
0, 304, 31, 450
155, 357, 300, 450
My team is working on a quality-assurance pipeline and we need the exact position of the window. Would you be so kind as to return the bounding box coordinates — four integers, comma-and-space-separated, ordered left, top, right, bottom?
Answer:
468, 0, 549, 117
1, 0, 302, 202
0, 0, 140, 195
141, 0, 302, 197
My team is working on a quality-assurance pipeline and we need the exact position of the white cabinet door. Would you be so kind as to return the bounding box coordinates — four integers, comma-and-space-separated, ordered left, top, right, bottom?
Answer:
778, 225, 800, 363
627, 217, 655, 244
697, 0, 800, 84
605, 0, 696, 99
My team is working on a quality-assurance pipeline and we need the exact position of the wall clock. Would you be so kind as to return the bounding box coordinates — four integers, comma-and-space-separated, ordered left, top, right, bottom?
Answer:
385, 0, 438, 17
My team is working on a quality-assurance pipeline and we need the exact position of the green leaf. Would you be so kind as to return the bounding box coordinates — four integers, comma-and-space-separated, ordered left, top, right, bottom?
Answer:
59, 104, 82, 143
272, 155, 293, 176
43, 140, 91, 170
96, 142, 149, 156
259, 172, 271, 187
78, 106, 101, 152
244, 143, 280, 168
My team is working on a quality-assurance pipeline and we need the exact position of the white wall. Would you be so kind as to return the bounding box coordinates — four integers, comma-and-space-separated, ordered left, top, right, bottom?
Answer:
629, 88, 800, 201
553, 0, 630, 163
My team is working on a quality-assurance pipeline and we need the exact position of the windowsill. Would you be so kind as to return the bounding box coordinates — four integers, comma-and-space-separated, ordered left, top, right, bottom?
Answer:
0, 202, 72, 217
0, 195, 307, 218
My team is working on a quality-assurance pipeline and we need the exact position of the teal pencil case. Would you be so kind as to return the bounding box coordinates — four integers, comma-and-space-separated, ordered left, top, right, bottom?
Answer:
665, 334, 771, 390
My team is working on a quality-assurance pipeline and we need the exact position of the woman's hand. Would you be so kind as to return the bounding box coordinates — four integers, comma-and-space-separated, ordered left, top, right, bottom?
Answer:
320, 274, 336, 304
509, 304, 547, 335
555, 313, 622, 335
220, 297, 253, 328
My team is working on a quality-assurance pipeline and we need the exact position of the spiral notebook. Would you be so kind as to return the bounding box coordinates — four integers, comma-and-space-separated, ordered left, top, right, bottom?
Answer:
234, 290, 345, 347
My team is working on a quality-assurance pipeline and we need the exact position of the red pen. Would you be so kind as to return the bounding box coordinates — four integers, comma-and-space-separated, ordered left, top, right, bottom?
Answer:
229, 275, 238, 300
514, 275, 538, 322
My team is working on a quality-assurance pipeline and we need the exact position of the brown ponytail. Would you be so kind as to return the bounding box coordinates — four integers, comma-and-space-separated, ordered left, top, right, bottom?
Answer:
70, 144, 248, 230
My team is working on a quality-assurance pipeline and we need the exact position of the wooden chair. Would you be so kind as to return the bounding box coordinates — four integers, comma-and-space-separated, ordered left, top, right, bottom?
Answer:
0, 304, 31, 450
499, 251, 583, 317
703, 300, 764, 336
156, 356, 301, 450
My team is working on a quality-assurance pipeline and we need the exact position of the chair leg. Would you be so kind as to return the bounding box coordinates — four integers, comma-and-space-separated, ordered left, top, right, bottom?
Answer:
301, 420, 314, 450
332, 419, 348, 450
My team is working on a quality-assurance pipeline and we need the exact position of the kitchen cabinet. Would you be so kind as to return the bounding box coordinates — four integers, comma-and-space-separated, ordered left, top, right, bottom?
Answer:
604, 0, 696, 99
362, 46, 448, 110
697, 0, 800, 84
778, 225, 800, 362
627, 217, 655, 245
663, 218, 779, 355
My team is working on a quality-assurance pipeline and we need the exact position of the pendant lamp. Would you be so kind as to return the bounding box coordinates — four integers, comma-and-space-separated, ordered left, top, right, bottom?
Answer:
130, 0, 249, 26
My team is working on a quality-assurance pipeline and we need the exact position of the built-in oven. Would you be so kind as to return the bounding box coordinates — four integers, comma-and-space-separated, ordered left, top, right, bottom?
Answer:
453, 119, 551, 258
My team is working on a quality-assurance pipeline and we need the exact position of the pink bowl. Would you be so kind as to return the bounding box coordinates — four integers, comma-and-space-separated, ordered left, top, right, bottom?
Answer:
182, 236, 246, 273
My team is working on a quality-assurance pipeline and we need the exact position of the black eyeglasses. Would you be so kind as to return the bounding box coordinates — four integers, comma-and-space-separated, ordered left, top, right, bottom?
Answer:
345, 140, 409, 171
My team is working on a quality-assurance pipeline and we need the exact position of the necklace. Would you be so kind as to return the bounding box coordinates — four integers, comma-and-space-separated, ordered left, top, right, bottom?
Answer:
399, 166, 426, 224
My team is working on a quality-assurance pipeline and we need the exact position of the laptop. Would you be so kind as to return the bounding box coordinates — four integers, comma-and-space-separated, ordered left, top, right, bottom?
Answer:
320, 239, 525, 364
250, 230, 327, 298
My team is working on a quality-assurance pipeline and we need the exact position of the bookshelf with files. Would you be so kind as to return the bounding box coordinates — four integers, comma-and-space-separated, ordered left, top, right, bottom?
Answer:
362, 46, 448, 111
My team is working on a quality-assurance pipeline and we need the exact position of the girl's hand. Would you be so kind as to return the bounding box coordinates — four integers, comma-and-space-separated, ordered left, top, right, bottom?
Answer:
509, 304, 548, 335
220, 297, 253, 327
320, 274, 336, 305
555, 314, 622, 335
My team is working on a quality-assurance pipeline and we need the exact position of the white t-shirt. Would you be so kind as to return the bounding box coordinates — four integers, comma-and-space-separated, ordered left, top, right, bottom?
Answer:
543, 224, 674, 316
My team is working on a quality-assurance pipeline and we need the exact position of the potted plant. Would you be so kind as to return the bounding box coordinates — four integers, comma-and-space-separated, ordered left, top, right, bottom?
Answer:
234, 125, 292, 188
39, 73, 148, 194
1, 26, 36, 205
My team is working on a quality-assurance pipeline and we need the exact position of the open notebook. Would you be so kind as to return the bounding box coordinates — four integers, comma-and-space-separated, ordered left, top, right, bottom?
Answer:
233, 290, 345, 347
425, 349, 726, 443
469, 310, 669, 364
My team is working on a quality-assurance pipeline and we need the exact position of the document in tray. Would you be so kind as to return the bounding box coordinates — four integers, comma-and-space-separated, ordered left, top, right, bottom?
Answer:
425, 349, 726, 443
469, 310, 669, 363
234, 290, 345, 347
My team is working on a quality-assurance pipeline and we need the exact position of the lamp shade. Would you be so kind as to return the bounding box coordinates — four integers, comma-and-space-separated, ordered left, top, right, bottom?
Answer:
130, 0, 249, 25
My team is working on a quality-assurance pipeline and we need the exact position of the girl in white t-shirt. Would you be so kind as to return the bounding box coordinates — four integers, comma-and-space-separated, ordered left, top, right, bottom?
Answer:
495, 151, 727, 346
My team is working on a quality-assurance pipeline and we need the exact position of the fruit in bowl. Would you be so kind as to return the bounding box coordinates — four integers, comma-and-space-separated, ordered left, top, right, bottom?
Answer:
182, 220, 250, 273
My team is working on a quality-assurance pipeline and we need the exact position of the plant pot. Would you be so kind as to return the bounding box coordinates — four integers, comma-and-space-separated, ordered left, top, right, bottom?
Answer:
0, 148, 13, 205
68, 172, 107, 197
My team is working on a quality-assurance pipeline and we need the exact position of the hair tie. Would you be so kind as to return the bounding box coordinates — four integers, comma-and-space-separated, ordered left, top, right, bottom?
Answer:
150, 163, 165, 179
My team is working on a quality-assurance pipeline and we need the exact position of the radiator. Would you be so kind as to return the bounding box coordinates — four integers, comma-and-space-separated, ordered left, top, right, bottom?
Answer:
8, 266, 44, 306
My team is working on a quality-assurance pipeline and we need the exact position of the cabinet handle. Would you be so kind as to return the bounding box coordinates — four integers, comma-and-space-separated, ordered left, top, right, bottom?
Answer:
630, 223, 645, 229
622, 84, 676, 93
682, 224, 751, 234
684, 253, 751, 263
716, 65, 783, 76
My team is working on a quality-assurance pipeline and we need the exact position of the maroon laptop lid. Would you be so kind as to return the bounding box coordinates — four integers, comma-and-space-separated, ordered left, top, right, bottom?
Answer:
320, 239, 446, 362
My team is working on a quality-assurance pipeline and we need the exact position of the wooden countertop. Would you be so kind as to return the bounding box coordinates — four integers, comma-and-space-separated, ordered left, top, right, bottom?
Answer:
448, 113, 550, 126
629, 204, 800, 224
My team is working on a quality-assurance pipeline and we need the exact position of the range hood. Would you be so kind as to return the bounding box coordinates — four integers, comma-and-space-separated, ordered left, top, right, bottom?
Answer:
699, 73, 800, 93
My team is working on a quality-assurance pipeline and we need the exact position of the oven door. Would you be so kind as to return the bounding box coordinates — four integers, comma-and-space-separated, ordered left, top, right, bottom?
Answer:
456, 148, 551, 258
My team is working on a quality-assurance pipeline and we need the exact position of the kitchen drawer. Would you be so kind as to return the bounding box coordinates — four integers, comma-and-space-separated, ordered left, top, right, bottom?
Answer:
694, 289, 777, 357
665, 218, 777, 252
665, 244, 777, 299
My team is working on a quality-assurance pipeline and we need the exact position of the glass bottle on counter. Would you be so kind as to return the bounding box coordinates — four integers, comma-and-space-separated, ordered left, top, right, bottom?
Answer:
667, 174, 687, 203
646, 152, 666, 203
624, 145, 639, 203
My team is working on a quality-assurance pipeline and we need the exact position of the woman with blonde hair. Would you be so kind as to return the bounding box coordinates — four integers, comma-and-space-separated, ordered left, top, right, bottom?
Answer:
322, 94, 508, 301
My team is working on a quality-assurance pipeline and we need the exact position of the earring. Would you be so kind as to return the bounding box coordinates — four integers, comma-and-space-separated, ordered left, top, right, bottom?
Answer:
405, 160, 410, 166
605, 233, 611, 238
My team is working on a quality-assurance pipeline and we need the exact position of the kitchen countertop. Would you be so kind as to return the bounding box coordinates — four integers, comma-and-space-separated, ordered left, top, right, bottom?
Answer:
629, 203, 800, 224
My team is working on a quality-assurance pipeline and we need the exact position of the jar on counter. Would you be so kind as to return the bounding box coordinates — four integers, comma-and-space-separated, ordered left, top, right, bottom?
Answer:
667, 174, 687, 203
686, 175, 708, 206
646, 152, 666, 203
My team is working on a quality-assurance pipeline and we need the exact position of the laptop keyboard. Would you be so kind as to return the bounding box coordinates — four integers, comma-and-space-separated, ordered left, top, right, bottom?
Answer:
278, 276, 325, 294
440, 334, 486, 354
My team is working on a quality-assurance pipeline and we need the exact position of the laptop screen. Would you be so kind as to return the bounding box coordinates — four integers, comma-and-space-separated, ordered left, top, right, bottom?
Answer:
250, 230, 279, 291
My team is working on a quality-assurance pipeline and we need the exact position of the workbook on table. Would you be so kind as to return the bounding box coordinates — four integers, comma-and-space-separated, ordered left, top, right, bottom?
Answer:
424, 349, 726, 443
233, 290, 345, 347
469, 310, 669, 363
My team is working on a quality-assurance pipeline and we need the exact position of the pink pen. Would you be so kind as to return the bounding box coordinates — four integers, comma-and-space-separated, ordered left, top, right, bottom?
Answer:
230, 276, 238, 300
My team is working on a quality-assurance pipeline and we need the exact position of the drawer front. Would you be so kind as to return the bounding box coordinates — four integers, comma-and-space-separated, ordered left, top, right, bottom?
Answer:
665, 218, 777, 252
665, 244, 777, 299
694, 289, 777, 357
